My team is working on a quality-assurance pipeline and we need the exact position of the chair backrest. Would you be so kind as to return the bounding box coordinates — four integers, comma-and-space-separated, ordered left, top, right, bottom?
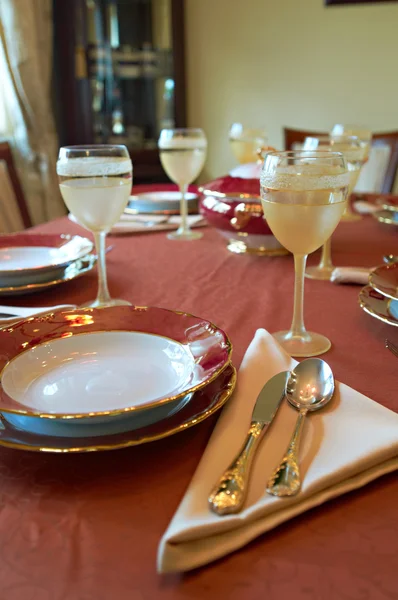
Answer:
0, 141, 32, 229
283, 127, 398, 194
0, 160, 26, 233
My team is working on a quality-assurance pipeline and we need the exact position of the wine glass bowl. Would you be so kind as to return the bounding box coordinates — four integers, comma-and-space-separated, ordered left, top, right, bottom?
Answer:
158, 128, 207, 241
331, 124, 372, 222
303, 135, 366, 281
260, 150, 349, 357
57, 145, 132, 308
229, 123, 268, 165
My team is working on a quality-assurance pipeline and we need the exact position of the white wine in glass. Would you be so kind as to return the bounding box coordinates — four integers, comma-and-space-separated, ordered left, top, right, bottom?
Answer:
57, 145, 132, 307
260, 150, 349, 357
229, 123, 268, 164
303, 135, 365, 281
158, 128, 207, 241
331, 124, 371, 221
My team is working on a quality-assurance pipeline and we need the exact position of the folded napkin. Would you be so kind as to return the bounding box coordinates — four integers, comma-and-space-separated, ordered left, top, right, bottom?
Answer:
69, 213, 205, 235
158, 329, 398, 573
330, 266, 371, 285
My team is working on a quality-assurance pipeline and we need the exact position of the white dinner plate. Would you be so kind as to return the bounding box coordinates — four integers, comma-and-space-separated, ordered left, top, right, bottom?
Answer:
0, 233, 93, 285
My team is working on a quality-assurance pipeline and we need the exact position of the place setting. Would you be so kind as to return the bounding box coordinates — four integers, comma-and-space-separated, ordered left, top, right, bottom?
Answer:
68, 128, 208, 237
0, 142, 236, 452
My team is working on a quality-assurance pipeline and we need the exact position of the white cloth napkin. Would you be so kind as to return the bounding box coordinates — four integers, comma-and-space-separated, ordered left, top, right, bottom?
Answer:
330, 266, 371, 285
158, 329, 398, 573
69, 213, 205, 235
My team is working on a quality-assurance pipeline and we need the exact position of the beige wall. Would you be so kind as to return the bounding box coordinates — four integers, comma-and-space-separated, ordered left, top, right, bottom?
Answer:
184, 0, 398, 183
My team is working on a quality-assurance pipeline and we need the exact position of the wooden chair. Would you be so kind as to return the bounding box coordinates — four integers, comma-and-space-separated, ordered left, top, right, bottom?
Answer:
0, 141, 32, 230
283, 127, 398, 194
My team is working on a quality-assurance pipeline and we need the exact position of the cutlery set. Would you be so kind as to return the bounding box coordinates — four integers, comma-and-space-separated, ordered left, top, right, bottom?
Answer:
209, 358, 335, 515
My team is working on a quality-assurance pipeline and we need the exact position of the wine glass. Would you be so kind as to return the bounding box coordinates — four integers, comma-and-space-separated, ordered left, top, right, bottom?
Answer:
57, 145, 133, 307
229, 123, 268, 164
331, 124, 372, 221
158, 128, 207, 241
303, 135, 365, 281
260, 150, 349, 357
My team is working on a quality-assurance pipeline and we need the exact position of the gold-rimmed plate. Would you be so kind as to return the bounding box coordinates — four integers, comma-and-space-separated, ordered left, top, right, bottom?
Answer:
0, 364, 236, 452
0, 306, 232, 423
369, 263, 398, 301
0, 254, 97, 296
0, 233, 93, 285
358, 285, 398, 327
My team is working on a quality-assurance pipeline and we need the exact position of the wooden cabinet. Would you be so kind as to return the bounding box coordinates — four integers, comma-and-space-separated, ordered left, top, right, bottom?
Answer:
52, 0, 186, 183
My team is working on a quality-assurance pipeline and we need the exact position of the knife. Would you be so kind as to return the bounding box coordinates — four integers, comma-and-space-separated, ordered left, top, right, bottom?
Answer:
208, 370, 289, 516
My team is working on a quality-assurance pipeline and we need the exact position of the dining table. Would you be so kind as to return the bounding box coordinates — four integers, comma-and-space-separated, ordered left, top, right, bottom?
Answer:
0, 188, 397, 600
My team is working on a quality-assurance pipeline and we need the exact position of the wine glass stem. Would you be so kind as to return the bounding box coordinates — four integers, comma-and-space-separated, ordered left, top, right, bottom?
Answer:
94, 230, 111, 306
319, 237, 333, 269
179, 184, 190, 234
290, 254, 308, 336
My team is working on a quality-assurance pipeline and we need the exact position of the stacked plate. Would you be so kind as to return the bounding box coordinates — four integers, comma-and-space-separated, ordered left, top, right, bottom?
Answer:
0, 306, 236, 452
127, 190, 199, 215
359, 262, 398, 326
373, 196, 398, 227
0, 233, 96, 296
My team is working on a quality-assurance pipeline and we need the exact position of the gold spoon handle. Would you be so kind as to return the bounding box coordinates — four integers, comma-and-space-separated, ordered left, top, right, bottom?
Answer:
208, 421, 266, 515
266, 409, 308, 497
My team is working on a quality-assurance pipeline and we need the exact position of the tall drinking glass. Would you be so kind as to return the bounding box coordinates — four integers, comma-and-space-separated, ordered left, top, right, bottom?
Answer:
331, 124, 372, 221
229, 123, 268, 164
57, 145, 132, 307
303, 135, 365, 281
158, 128, 207, 241
260, 151, 349, 357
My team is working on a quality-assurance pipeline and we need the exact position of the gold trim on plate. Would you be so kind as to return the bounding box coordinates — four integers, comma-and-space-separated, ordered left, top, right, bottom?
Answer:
0, 365, 237, 453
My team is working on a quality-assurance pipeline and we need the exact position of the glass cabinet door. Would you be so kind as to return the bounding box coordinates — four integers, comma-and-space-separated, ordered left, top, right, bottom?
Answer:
53, 0, 185, 182
86, 0, 176, 150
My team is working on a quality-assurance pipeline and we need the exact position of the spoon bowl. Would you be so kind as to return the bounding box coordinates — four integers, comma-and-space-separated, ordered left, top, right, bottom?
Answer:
267, 358, 335, 497
287, 358, 334, 412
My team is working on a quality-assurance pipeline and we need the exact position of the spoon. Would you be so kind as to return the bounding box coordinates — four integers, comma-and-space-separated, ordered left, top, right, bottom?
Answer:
266, 358, 335, 497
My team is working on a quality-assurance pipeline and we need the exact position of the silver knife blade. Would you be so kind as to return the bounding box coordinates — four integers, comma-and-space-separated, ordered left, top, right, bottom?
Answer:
208, 369, 289, 515
251, 370, 289, 424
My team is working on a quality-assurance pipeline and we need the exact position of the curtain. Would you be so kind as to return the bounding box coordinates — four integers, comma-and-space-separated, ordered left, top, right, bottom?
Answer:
0, 0, 66, 225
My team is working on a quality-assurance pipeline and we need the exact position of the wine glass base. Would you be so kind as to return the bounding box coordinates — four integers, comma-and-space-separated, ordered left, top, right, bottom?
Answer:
305, 265, 335, 281
83, 298, 132, 309
273, 330, 331, 358
167, 230, 203, 241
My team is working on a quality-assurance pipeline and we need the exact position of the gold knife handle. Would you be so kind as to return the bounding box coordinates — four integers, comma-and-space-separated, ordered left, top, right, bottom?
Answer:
208, 421, 266, 515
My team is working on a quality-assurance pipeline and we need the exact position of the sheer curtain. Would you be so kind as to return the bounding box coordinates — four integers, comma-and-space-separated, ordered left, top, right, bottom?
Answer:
0, 0, 65, 225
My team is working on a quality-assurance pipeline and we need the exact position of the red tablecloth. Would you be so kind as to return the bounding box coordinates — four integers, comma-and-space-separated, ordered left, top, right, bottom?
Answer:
1, 206, 398, 600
